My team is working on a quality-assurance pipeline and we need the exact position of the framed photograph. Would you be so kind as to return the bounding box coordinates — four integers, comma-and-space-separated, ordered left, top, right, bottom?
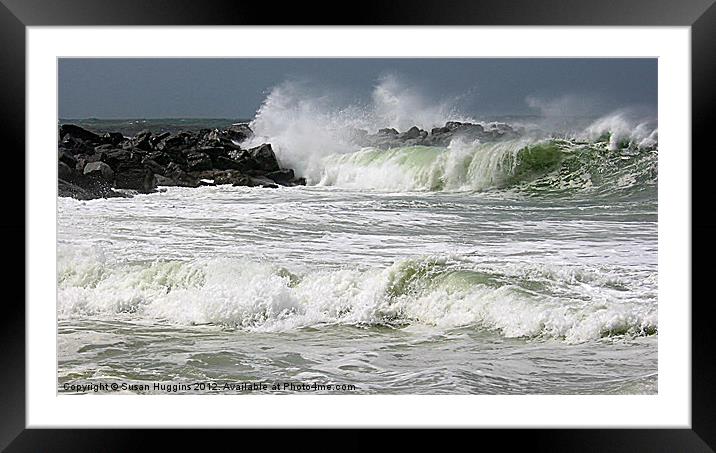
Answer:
4, 0, 714, 448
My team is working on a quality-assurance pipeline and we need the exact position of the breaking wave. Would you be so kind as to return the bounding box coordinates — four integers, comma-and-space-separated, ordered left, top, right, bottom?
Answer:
317, 137, 657, 195
245, 77, 657, 194
58, 246, 657, 343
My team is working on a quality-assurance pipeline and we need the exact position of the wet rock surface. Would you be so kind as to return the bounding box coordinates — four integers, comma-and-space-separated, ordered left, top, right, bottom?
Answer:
57, 123, 305, 200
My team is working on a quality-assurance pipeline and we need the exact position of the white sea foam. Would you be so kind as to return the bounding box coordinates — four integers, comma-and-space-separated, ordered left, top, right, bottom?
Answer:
57, 247, 657, 343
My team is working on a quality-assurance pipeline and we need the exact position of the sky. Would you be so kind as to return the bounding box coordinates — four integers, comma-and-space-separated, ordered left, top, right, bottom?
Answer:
58, 58, 657, 119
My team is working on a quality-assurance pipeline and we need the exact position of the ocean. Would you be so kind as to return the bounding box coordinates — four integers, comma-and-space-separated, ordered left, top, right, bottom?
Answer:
57, 109, 658, 394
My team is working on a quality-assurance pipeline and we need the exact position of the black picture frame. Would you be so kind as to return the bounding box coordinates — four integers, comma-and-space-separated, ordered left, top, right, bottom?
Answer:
2, 0, 714, 449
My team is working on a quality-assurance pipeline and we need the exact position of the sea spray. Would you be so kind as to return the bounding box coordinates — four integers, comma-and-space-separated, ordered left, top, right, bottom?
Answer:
245, 78, 656, 191
246, 77, 475, 182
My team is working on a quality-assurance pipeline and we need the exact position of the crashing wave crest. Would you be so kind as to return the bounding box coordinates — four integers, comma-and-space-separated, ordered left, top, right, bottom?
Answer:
58, 247, 657, 343
317, 137, 657, 195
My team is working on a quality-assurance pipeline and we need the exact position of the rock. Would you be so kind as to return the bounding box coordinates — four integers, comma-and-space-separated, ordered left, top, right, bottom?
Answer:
57, 125, 306, 196
249, 176, 279, 188
156, 134, 189, 152
163, 162, 200, 187
235, 175, 278, 188
131, 130, 153, 150
149, 132, 170, 149
214, 155, 247, 171
83, 161, 114, 180
58, 179, 95, 200
153, 174, 176, 186
185, 151, 213, 172
228, 149, 250, 160
197, 146, 229, 162
59, 124, 101, 143
400, 126, 424, 140
265, 169, 295, 185
60, 136, 95, 155
449, 122, 485, 140
226, 123, 253, 142
101, 132, 125, 146
58, 149, 77, 168
101, 148, 139, 171
58, 171, 128, 200
58, 161, 74, 180
378, 128, 399, 136
247, 144, 280, 172
199, 130, 241, 149
213, 170, 251, 186
94, 144, 115, 153
145, 150, 176, 167
114, 164, 155, 193
141, 158, 166, 175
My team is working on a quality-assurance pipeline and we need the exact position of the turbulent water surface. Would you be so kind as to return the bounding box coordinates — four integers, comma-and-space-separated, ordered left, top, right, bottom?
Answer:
58, 117, 658, 395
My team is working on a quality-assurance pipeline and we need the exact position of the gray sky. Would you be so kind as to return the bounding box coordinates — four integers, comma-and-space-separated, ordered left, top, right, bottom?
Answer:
58, 58, 657, 119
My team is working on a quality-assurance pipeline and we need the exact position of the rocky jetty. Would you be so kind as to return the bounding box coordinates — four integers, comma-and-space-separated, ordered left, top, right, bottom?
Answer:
57, 123, 306, 200
351, 121, 520, 149
57, 120, 521, 200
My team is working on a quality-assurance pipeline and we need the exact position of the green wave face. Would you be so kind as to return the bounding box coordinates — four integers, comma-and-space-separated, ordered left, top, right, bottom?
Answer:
317, 137, 657, 197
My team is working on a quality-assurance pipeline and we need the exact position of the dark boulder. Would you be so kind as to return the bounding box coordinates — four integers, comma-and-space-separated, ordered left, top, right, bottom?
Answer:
94, 143, 115, 153
58, 149, 77, 168
145, 150, 176, 167
101, 132, 125, 146
400, 126, 424, 140
74, 153, 102, 173
59, 124, 101, 144
199, 130, 241, 149
449, 122, 485, 140
247, 144, 280, 172
58, 179, 96, 200
211, 170, 251, 186
60, 136, 95, 155
114, 163, 156, 193
130, 130, 153, 151
234, 175, 278, 188
161, 162, 200, 187
83, 161, 114, 181
156, 134, 190, 152
149, 132, 170, 149
58, 178, 129, 200
101, 148, 137, 171
58, 168, 127, 200
58, 161, 74, 180
185, 151, 213, 172
265, 169, 295, 185
226, 123, 253, 142
248, 176, 279, 188
214, 155, 247, 171
378, 128, 399, 136
140, 158, 166, 176
445, 121, 466, 131
153, 174, 176, 187
197, 146, 230, 162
